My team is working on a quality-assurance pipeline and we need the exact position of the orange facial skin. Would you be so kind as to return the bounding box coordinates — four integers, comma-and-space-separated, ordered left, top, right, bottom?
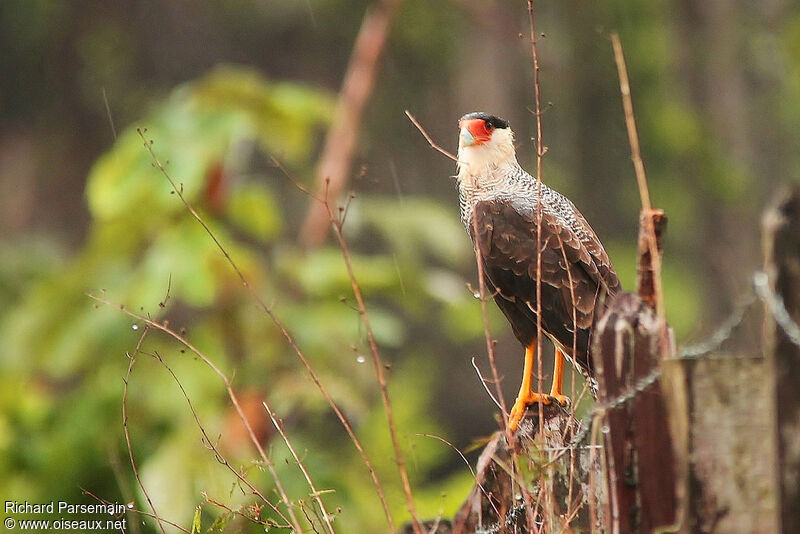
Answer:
459, 118, 493, 145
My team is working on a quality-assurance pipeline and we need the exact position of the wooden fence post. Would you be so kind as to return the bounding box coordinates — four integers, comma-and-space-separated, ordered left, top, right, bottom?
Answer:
591, 294, 677, 533
590, 208, 678, 533
763, 186, 800, 533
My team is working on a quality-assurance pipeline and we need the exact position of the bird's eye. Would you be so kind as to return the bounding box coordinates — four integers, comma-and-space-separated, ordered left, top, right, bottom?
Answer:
485, 121, 494, 130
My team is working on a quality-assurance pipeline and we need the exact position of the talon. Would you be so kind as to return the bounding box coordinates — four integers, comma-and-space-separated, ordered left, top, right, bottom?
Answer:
508, 392, 552, 432
548, 393, 570, 407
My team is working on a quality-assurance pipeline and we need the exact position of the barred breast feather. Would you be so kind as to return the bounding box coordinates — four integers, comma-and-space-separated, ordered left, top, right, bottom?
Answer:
463, 172, 620, 376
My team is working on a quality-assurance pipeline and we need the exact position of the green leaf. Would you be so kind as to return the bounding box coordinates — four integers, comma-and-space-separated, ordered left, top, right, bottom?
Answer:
227, 182, 283, 242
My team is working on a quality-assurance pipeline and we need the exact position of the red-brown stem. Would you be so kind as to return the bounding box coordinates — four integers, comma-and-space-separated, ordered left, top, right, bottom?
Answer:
93, 294, 301, 531
611, 34, 667, 337
528, 0, 550, 529
470, 217, 510, 432
137, 131, 395, 532
326, 204, 421, 534
149, 349, 293, 528
122, 328, 167, 534
263, 401, 336, 534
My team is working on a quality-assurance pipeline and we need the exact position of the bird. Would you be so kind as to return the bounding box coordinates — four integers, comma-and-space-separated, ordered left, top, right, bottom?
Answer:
455, 111, 621, 432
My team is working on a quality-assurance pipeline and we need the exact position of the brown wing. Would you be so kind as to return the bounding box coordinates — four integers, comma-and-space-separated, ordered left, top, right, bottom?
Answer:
470, 200, 620, 373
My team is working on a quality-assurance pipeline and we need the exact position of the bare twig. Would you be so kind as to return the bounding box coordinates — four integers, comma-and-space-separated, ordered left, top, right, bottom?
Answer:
82, 489, 191, 534
107, 437, 141, 534
405, 111, 459, 162
263, 401, 336, 534
101, 87, 117, 140
611, 35, 651, 214
471, 224, 510, 429
93, 293, 302, 532
202, 493, 284, 530
324, 197, 422, 534
555, 234, 581, 529
417, 433, 502, 518
611, 34, 667, 336
122, 327, 167, 534
527, 0, 549, 529
137, 129, 395, 532
470, 356, 505, 413
145, 348, 292, 528
300, 0, 405, 248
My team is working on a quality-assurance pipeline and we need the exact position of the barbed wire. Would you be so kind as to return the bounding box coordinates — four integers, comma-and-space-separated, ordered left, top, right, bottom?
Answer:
676, 293, 756, 359
565, 270, 800, 449
754, 271, 800, 347
568, 365, 662, 448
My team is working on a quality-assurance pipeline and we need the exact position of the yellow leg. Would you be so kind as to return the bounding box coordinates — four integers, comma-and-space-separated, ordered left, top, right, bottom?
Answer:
549, 349, 570, 406
508, 344, 552, 432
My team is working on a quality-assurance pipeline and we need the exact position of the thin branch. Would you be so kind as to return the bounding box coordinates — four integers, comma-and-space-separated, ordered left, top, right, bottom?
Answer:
325, 197, 422, 534
555, 233, 581, 527
93, 293, 302, 532
611, 35, 651, 213
610, 34, 667, 334
300, 0, 405, 248
405, 110, 458, 162
146, 348, 293, 528
263, 401, 336, 534
527, 0, 550, 529
136, 129, 395, 532
122, 327, 167, 534
470, 223, 510, 430
82, 489, 191, 534
201, 493, 284, 530
417, 433, 501, 518
106, 443, 142, 534
470, 356, 505, 413
101, 87, 117, 140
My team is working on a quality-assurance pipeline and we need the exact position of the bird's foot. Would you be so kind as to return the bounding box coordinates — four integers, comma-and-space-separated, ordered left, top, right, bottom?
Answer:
508, 393, 572, 431
508, 392, 551, 432
548, 393, 571, 407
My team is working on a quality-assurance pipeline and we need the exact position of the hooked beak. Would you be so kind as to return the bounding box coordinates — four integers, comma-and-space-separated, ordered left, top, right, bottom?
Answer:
459, 127, 476, 147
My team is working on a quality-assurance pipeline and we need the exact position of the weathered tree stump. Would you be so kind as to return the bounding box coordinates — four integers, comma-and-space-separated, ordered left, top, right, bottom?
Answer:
451, 404, 604, 533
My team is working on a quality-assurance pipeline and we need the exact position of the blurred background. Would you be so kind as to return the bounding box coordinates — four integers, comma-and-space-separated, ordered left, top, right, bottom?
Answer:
1, 1, 798, 532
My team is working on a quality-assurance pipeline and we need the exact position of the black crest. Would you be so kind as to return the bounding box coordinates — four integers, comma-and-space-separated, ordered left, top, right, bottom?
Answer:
459, 111, 510, 130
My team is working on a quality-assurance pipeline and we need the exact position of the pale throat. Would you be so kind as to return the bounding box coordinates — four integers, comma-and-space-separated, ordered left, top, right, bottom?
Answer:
456, 139, 520, 199
456, 137, 529, 225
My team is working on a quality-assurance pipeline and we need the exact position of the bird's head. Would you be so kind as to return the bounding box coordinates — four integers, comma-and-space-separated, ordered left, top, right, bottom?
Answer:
457, 112, 516, 174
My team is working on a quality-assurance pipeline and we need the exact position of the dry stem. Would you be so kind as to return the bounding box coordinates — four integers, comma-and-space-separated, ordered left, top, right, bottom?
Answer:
150, 349, 293, 529
122, 327, 167, 534
263, 401, 336, 534
82, 489, 190, 534
324, 196, 422, 534
93, 294, 301, 531
610, 34, 666, 334
405, 111, 459, 162
136, 129, 395, 531
528, 0, 550, 529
